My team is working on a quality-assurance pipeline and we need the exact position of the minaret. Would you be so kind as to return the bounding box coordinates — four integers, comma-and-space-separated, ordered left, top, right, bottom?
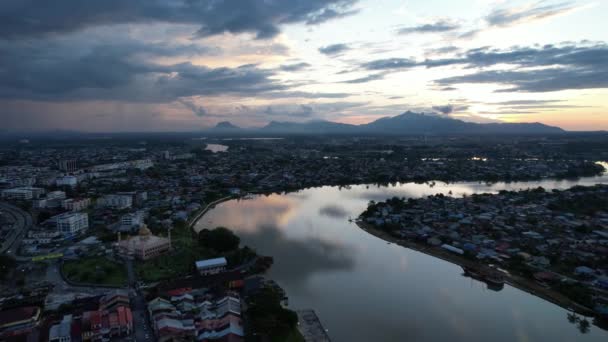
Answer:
168, 227, 172, 249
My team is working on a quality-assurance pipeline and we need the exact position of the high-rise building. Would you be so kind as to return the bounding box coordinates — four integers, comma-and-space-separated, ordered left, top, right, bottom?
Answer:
58, 160, 78, 172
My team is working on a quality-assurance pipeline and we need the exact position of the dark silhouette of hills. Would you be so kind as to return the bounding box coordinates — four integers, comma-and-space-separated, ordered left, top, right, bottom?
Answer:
210, 111, 564, 135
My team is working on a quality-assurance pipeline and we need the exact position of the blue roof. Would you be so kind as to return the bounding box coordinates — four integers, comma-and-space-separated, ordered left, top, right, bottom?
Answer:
195, 257, 227, 269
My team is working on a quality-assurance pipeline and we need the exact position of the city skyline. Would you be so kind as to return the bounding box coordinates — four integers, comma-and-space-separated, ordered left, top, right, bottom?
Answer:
1, 0, 607, 132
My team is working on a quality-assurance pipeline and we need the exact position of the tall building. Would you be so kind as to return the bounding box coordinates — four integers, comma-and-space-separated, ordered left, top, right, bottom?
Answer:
52, 212, 89, 236
58, 160, 78, 173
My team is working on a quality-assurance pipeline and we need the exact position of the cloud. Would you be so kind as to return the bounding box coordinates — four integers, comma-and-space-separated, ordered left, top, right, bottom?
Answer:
280, 62, 312, 72
486, 1, 580, 28
0, 0, 359, 40
362, 58, 418, 70
397, 19, 460, 35
319, 43, 351, 55
178, 99, 207, 117
431, 43, 608, 92
319, 205, 349, 218
432, 104, 469, 115
341, 73, 385, 83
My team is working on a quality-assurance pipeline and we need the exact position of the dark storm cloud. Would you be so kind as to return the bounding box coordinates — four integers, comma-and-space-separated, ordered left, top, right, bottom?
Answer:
0, 41, 286, 102
319, 43, 351, 55
486, 1, 578, 28
397, 20, 460, 35
0, 0, 359, 40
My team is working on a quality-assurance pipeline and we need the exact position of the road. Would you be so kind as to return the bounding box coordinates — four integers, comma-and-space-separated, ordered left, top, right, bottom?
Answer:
0, 201, 33, 260
126, 259, 156, 342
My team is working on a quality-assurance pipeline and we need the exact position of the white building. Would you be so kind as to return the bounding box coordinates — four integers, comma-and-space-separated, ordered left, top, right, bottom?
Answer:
52, 212, 89, 236
62, 198, 91, 212
195, 257, 227, 276
1, 187, 45, 200
33, 191, 67, 209
56, 175, 79, 187
49, 315, 72, 342
98, 194, 133, 209
121, 211, 145, 228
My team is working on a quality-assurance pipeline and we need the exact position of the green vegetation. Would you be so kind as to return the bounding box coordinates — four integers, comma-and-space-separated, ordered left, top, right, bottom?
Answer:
136, 222, 213, 282
136, 225, 256, 282
548, 189, 608, 215
247, 287, 300, 341
198, 226, 240, 253
62, 256, 127, 286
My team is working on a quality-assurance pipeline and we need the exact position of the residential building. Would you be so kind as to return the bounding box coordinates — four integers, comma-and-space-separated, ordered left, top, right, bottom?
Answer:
52, 212, 89, 236
1, 187, 45, 200
56, 175, 79, 187
98, 194, 133, 209
62, 198, 91, 212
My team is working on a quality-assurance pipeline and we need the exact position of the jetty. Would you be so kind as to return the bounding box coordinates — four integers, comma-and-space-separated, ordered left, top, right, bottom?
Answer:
297, 309, 332, 342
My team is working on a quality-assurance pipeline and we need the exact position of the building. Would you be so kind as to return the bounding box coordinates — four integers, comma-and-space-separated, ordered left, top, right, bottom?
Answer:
56, 175, 79, 187
0, 306, 41, 339
117, 225, 171, 260
33, 191, 67, 209
120, 211, 145, 229
52, 212, 89, 236
58, 160, 78, 173
1, 187, 45, 200
62, 198, 91, 212
195, 257, 227, 276
49, 315, 72, 342
98, 194, 132, 209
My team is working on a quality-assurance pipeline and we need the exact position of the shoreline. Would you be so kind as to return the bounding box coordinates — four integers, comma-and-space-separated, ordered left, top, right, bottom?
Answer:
356, 221, 597, 317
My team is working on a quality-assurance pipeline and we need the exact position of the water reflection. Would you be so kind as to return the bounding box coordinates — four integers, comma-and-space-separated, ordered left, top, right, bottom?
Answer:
318, 204, 349, 219
197, 171, 608, 342
236, 225, 355, 290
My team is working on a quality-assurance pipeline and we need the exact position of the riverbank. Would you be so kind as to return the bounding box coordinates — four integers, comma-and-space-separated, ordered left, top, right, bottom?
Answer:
356, 221, 597, 317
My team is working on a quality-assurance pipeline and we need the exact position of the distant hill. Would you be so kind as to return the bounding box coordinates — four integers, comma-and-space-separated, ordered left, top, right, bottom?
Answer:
359, 111, 564, 135
203, 111, 565, 135
212, 121, 241, 131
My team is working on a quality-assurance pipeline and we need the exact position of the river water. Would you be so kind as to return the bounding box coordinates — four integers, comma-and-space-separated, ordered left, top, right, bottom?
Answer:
196, 163, 608, 342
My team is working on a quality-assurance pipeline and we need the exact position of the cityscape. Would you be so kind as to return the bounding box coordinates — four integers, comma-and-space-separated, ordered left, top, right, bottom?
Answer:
1, 1, 608, 342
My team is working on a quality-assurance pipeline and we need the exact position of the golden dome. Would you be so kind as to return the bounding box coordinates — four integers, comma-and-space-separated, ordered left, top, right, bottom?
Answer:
138, 224, 152, 236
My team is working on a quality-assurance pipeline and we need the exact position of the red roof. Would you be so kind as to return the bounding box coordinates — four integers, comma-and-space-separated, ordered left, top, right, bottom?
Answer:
0, 306, 39, 326
167, 287, 192, 296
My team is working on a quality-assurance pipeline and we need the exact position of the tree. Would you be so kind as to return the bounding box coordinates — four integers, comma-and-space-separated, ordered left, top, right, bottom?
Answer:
198, 227, 240, 253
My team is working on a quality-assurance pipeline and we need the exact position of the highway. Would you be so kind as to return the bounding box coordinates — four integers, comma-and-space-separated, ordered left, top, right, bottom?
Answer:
0, 201, 33, 260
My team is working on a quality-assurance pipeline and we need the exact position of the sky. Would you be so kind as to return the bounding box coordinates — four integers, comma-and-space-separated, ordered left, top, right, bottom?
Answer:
1, 0, 607, 132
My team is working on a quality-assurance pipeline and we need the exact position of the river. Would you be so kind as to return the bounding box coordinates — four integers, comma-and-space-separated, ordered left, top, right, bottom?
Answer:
195, 164, 608, 342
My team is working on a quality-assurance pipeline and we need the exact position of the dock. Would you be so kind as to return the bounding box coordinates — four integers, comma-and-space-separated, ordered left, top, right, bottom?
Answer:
297, 309, 332, 342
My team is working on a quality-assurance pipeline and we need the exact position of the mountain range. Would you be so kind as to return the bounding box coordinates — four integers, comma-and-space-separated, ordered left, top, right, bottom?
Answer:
209, 111, 564, 135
